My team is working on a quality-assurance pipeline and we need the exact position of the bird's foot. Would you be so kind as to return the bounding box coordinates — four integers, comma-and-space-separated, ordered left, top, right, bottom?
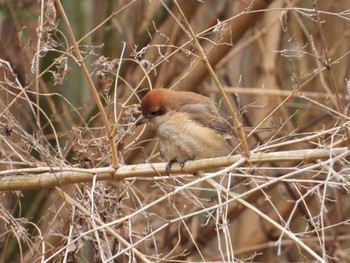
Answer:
180, 156, 194, 172
166, 158, 177, 176
166, 158, 193, 175
179, 160, 187, 172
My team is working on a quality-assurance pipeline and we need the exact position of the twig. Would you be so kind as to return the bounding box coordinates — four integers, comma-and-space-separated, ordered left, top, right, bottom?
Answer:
0, 147, 347, 191
114, 41, 126, 125
53, 187, 150, 263
312, 0, 350, 148
171, 0, 249, 155
200, 174, 326, 263
54, 0, 119, 168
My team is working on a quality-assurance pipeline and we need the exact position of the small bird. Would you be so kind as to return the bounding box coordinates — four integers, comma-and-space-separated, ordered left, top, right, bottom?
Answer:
136, 89, 232, 167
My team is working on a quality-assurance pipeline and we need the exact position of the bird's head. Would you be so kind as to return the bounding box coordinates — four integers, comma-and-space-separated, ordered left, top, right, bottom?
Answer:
136, 89, 178, 126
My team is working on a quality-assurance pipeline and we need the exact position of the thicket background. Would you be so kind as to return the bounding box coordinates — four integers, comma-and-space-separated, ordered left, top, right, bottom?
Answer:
1, 0, 350, 262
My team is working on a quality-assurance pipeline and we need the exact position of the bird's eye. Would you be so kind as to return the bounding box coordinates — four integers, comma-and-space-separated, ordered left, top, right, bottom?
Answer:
150, 110, 161, 116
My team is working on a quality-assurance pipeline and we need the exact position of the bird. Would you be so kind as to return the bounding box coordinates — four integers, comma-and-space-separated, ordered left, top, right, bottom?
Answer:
136, 88, 233, 170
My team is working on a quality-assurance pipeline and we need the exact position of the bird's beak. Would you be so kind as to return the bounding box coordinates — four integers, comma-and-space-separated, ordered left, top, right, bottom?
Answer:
136, 115, 148, 126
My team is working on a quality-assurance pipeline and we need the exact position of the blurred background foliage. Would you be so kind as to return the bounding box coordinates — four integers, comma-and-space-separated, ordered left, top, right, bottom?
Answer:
1, 0, 350, 262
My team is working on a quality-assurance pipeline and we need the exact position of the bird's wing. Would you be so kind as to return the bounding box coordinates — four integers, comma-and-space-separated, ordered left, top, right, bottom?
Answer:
178, 103, 232, 134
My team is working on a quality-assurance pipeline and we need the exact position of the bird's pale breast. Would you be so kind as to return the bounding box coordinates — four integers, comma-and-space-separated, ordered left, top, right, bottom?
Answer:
153, 111, 230, 162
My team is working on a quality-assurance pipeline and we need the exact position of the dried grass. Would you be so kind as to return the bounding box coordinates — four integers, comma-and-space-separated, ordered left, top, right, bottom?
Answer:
1, 0, 350, 262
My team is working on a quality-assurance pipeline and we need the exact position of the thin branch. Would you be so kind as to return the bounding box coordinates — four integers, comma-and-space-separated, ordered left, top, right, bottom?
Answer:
312, 0, 350, 149
200, 174, 326, 263
0, 148, 347, 191
54, 0, 119, 168
171, 0, 249, 154
53, 187, 150, 263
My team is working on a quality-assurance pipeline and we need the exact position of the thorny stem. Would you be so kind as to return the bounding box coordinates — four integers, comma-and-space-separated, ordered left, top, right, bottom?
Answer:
172, 0, 249, 155
54, 0, 119, 168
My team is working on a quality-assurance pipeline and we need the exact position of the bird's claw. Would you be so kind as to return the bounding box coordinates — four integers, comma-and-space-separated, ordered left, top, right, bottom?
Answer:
179, 161, 187, 172
166, 158, 177, 176
166, 159, 189, 175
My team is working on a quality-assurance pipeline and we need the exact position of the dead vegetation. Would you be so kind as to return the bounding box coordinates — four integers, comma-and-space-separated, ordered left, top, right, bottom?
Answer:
1, 0, 350, 262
